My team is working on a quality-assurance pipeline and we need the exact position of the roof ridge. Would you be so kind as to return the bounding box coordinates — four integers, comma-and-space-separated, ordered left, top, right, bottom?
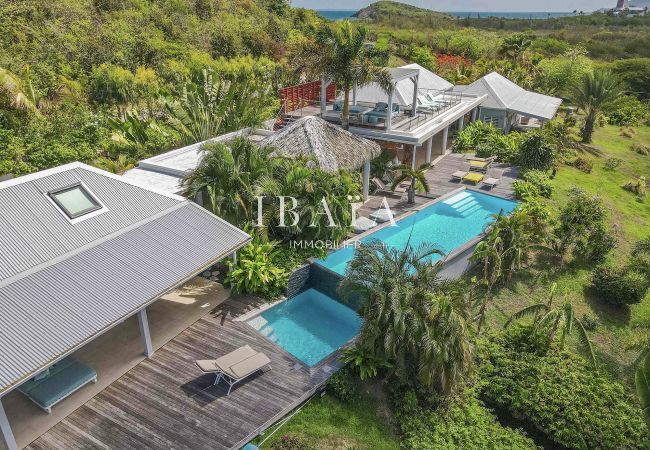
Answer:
0, 201, 189, 291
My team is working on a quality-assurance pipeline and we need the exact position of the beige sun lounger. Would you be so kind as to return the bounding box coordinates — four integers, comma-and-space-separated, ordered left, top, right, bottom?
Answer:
452, 163, 471, 181
219, 352, 272, 395
482, 169, 504, 190
196, 345, 257, 383
372, 177, 406, 197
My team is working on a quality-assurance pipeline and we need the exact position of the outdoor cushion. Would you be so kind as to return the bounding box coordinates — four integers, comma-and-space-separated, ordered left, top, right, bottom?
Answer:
196, 345, 257, 373
463, 172, 485, 184
18, 356, 96, 412
354, 216, 377, 233
228, 353, 271, 379
370, 208, 394, 223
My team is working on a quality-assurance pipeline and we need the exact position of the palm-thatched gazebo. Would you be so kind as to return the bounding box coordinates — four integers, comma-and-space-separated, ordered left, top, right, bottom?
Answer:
260, 116, 381, 198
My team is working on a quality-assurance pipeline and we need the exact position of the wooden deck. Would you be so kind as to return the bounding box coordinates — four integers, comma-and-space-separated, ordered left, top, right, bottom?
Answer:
27, 298, 340, 450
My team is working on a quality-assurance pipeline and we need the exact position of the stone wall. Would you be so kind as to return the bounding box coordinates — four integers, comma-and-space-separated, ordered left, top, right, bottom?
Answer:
285, 263, 311, 298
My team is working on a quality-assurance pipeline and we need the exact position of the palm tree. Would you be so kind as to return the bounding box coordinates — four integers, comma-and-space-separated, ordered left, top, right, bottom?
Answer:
571, 70, 625, 143
505, 283, 597, 368
182, 137, 275, 225
391, 163, 430, 204
636, 351, 650, 428
0, 66, 39, 114
167, 69, 275, 145
499, 33, 533, 63
294, 21, 393, 130
339, 241, 472, 393
93, 155, 136, 175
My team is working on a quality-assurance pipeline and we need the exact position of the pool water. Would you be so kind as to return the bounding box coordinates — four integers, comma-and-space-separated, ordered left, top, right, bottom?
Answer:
316, 190, 518, 275
246, 289, 362, 366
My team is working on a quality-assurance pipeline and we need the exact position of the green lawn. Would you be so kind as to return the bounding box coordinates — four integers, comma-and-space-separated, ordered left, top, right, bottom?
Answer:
254, 388, 399, 449
487, 124, 650, 382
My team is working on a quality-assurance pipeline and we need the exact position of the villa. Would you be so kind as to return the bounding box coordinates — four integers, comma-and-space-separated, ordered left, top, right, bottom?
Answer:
0, 163, 250, 449
1, 66, 547, 450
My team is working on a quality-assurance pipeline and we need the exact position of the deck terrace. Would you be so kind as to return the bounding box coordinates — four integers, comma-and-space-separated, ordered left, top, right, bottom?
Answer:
27, 297, 339, 450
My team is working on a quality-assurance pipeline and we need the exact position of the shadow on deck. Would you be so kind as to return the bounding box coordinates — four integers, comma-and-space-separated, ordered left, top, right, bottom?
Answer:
27, 297, 338, 450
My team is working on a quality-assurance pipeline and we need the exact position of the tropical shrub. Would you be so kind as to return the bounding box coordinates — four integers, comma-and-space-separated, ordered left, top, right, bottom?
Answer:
591, 264, 649, 306
521, 170, 552, 197
325, 366, 359, 402
604, 95, 647, 126
394, 389, 536, 450
554, 188, 615, 262
517, 130, 556, 171
632, 143, 650, 156
622, 175, 647, 198
568, 156, 593, 173
477, 330, 649, 450
636, 352, 650, 429
224, 240, 287, 299
603, 157, 622, 171
338, 242, 472, 394
631, 236, 650, 276
512, 180, 539, 200
270, 434, 310, 450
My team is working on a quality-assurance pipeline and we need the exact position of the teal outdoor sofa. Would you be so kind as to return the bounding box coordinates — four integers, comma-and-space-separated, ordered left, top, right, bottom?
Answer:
18, 356, 97, 413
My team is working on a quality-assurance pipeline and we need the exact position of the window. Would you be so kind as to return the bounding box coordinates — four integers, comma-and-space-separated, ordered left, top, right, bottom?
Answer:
48, 184, 102, 219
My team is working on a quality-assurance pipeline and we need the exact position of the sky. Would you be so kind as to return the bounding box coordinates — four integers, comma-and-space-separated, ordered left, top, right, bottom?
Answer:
290, 0, 612, 12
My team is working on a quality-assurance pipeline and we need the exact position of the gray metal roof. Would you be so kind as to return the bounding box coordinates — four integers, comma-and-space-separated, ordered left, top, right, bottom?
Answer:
460, 72, 562, 120
0, 163, 250, 395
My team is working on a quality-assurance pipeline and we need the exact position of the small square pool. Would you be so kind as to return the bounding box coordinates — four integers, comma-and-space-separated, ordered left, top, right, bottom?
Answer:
246, 289, 362, 367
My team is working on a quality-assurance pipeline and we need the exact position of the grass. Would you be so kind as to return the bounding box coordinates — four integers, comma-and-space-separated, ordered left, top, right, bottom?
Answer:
487, 124, 650, 383
254, 387, 399, 449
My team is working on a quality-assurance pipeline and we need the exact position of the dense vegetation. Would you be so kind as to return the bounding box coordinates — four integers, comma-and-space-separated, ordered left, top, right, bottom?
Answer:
2, 1, 650, 448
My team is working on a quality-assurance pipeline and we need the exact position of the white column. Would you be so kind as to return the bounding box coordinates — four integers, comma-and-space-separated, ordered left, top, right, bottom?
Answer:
137, 309, 154, 358
441, 126, 449, 153
231, 251, 238, 264
386, 88, 394, 131
471, 108, 478, 122
411, 76, 419, 117
320, 79, 327, 116
425, 137, 433, 164
362, 160, 371, 199
411, 145, 417, 169
458, 116, 465, 131
0, 397, 18, 450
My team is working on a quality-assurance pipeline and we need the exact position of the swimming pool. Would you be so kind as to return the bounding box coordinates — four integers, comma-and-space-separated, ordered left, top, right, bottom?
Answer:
316, 190, 518, 275
246, 289, 362, 366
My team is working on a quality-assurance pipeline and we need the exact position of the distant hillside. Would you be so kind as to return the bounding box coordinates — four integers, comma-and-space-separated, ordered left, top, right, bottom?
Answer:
352, 1, 452, 23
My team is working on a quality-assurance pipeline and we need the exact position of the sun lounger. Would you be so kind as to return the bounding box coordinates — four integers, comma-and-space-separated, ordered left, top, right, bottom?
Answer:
482, 169, 503, 190
467, 156, 496, 173
452, 163, 471, 181
196, 345, 257, 384
370, 208, 394, 223
218, 352, 272, 395
354, 216, 377, 233
372, 177, 406, 197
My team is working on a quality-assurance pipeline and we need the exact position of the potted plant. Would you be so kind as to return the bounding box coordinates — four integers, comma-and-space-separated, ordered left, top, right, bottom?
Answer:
391, 163, 431, 204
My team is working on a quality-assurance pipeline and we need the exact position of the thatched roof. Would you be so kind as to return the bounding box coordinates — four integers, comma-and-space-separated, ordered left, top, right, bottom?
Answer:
259, 116, 381, 172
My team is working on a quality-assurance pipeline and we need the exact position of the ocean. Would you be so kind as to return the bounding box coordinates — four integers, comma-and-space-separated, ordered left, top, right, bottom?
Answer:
316, 10, 576, 21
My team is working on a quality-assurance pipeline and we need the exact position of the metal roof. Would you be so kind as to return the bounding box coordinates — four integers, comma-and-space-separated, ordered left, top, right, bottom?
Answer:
459, 72, 562, 120
0, 163, 250, 395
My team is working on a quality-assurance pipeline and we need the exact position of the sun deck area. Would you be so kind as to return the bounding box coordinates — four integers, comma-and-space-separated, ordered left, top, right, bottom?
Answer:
26, 297, 340, 450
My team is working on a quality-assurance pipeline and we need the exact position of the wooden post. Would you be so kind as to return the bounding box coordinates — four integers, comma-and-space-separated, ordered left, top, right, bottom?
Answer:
362, 160, 371, 199
137, 309, 154, 358
0, 397, 18, 450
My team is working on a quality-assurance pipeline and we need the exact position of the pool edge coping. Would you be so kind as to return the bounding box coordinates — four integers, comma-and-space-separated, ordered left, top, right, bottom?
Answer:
311, 185, 518, 272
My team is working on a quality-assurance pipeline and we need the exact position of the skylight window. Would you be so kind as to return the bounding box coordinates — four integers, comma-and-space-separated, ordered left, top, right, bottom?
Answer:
48, 184, 102, 219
